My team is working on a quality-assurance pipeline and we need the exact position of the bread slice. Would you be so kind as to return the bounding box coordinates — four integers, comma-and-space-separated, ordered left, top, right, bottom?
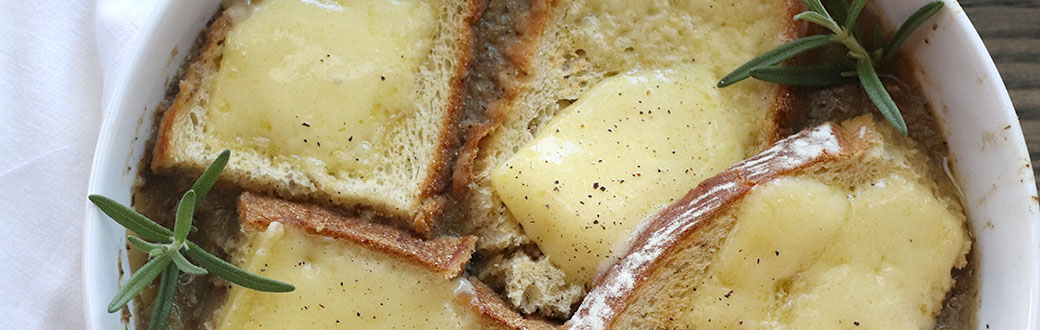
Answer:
153, 0, 483, 235
212, 192, 552, 330
452, 0, 803, 317
567, 117, 971, 329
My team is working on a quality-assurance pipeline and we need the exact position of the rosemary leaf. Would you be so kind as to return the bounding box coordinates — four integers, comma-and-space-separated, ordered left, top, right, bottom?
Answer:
189, 150, 230, 210
89, 195, 172, 243
148, 248, 165, 258
845, 0, 868, 32
718, 35, 837, 87
147, 262, 179, 330
94, 149, 294, 324
185, 241, 295, 292
106, 254, 171, 313
883, 1, 944, 60
750, 65, 852, 86
801, 0, 829, 17
126, 236, 162, 254
173, 190, 196, 244
794, 12, 837, 31
719, 0, 938, 135
856, 57, 908, 135
172, 251, 208, 275
825, 0, 849, 25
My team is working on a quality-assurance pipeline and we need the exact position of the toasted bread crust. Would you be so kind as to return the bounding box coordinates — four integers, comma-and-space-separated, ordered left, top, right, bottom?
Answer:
412, 0, 485, 234
765, 0, 808, 142
152, 12, 230, 172
566, 121, 869, 330
238, 192, 477, 278
459, 277, 557, 330
452, 0, 554, 196
419, 0, 486, 201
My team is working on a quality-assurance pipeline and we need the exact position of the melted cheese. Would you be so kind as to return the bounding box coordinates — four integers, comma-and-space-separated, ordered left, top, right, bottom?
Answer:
570, 0, 789, 76
214, 222, 481, 329
205, 0, 436, 178
681, 175, 967, 329
490, 67, 756, 285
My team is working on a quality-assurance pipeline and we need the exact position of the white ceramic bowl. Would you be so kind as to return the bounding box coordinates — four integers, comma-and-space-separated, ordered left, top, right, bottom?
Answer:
83, 0, 1040, 328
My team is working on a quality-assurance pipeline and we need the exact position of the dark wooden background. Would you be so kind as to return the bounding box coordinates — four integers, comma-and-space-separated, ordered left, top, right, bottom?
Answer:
961, 0, 1040, 188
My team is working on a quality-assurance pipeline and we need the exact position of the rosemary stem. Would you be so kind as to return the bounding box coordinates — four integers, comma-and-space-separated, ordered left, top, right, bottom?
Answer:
834, 30, 869, 59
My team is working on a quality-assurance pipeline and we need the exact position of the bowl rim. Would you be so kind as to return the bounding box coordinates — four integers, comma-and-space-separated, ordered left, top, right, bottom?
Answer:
82, 0, 215, 328
82, 0, 1040, 329
878, 0, 1039, 327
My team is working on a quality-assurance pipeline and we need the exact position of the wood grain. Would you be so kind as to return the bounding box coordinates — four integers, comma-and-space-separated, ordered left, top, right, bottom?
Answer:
960, 0, 1040, 188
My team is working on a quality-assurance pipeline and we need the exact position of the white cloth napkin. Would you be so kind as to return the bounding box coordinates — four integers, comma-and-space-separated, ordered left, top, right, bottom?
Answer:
0, 0, 158, 327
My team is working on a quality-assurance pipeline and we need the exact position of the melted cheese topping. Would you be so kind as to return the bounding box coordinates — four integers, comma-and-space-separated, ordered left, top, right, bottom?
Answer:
490, 67, 756, 285
682, 175, 967, 329
214, 222, 481, 329
205, 0, 436, 178
571, 0, 789, 75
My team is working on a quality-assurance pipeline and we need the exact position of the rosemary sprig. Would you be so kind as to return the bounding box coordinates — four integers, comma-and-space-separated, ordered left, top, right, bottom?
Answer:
719, 0, 945, 135
89, 150, 294, 329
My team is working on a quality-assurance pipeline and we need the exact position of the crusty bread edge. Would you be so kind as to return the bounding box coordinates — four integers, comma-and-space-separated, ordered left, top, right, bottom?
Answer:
415, 0, 487, 232
565, 120, 868, 330
460, 276, 558, 330
451, 0, 554, 197
152, 12, 229, 171
237, 192, 477, 278
756, 0, 808, 145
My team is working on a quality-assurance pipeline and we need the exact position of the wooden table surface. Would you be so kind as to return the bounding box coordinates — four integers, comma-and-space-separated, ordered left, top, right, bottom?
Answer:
961, 0, 1040, 188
